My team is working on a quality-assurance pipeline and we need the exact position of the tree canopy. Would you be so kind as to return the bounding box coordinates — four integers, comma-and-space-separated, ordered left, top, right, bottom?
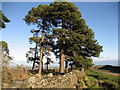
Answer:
46, 2, 103, 71
0, 10, 10, 29
24, 2, 103, 74
0, 41, 12, 64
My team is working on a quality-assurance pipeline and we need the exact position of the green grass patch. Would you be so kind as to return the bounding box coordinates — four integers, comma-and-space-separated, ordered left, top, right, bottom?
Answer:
86, 70, 119, 83
86, 70, 120, 88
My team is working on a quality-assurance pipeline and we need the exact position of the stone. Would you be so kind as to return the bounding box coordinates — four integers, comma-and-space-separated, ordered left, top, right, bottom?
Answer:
73, 85, 76, 88
5, 69, 86, 88
35, 74, 42, 80
65, 68, 68, 73
82, 84, 87, 88
2, 83, 9, 88
47, 73, 53, 78
62, 75, 66, 77
81, 68, 84, 72
28, 76, 38, 84
84, 76, 89, 81
69, 72, 72, 74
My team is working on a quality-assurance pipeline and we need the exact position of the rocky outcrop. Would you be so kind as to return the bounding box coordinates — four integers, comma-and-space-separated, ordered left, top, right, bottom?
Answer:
26, 70, 86, 88
3, 70, 87, 88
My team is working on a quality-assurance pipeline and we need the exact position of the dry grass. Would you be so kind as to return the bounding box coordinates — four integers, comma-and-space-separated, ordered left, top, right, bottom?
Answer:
2, 65, 30, 83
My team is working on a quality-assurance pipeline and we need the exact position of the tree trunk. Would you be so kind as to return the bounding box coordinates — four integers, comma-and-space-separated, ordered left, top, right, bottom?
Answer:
65, 60, 68, 72
70, 61, 73, 71
32, 43, 37, 71
47, 63, 49, 70
65, 60, 68, 69
60, 49, 65, 74
32, 58, 35, 71
59, 29, 65, 74
38, 30, 45, 74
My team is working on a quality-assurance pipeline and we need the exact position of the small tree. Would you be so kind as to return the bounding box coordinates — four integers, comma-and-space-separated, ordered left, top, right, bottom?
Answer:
73, 56, 94, 70
0, 41, 12, 64
27, 33, 53, 71
0, 41, 9, 54
28, 36, 41, 70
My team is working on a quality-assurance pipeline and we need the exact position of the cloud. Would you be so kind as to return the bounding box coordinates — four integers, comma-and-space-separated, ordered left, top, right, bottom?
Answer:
92, 57, 118, 61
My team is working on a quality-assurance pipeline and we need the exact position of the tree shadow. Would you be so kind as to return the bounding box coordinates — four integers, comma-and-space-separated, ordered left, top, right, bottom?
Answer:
28, 69, 60, 75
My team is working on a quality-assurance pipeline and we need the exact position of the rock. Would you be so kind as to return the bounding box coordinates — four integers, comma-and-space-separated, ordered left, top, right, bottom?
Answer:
82, 84, 87, 88
73, 85, 76, 88
28, 74, 42, 86
37, 79, 46, 86
62, 75, 66, 77
65, 68, 68, 73
47, 73, 53, 78
81, 68, 84, 72
35, 74, 42, 80
5, 69, 86, 88
24, 84, 31, 88
28, 76, 38, 85
2, 83, 9, 88
94, 79, 99, 83
57, 76, 62, 79
84, 76, 89, 81
69, 72, 72, 74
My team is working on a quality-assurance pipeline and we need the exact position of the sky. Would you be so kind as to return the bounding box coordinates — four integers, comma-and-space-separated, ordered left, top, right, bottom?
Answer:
1, 1, 119, 66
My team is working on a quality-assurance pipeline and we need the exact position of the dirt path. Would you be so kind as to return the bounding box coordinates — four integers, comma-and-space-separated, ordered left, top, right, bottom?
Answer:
91, 66, 120, 77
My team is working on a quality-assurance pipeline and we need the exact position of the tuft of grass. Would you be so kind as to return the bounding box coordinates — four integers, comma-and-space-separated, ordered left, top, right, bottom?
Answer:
85, 76, 98, 88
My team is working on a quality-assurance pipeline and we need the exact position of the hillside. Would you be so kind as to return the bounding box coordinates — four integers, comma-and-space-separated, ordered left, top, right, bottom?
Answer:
94, 65, 120, 74
2, 65, 120, 89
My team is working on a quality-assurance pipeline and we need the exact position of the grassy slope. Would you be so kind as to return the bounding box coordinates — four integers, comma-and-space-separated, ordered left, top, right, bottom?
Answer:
86, 70, 120, 88
94, 65, 120, 73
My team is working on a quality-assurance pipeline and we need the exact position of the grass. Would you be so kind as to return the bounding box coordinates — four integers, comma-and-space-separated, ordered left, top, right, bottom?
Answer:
94, 65, 120, 74
2, 65, 30, 84
86, 76, 98, 88
86, 70, 119, 82
86, 70, 120, 88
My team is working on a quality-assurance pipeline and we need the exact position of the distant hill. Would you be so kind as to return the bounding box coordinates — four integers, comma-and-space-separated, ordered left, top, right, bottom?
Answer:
94, 65, 120, 74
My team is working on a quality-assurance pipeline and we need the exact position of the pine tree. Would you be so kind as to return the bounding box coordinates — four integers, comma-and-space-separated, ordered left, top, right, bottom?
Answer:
47, 2, 82, 73
64, 18, 103, 70
29, 36, 41, 70
47, 2, 103, 72
24, 2, 103, 74
0, 10, 10, 29
27, 36, 52, 71
0, 11, 11, 64
0, 41, 9, 54
0, 41, 12, 64
24, 5, 52, 74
